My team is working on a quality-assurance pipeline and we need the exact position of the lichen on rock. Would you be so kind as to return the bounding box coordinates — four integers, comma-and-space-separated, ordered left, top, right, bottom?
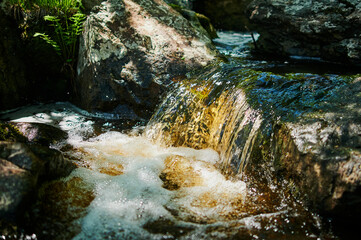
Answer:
76, 0, 219, 119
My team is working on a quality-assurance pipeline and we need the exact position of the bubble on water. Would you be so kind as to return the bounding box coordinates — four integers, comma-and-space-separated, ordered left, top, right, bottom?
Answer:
67, 130, 249, 239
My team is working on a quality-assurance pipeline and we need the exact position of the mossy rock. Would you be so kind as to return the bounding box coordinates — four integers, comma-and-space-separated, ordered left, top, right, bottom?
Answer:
0, 122, 27, 142
169, 3, 218, 39
196, 13, 218, 39
11, 122, 68, 147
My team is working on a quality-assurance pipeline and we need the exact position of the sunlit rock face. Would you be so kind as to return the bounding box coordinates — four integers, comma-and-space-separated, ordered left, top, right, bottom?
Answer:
76, 0, 218, 119
247, 0, 361, 64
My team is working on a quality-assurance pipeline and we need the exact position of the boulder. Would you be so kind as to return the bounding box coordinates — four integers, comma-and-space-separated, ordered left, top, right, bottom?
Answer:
76, 0, 218, 119
0, 159, 36, 222
0, 142, 42, 222
244, 75, 361, 224
247, 0, 361, 63
273, 77, 361, 214
0, 141, 76, 223
11, 122, 68, 147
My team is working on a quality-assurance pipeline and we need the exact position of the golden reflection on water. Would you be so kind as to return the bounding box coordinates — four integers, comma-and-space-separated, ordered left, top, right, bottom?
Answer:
28, 81, 326, 239
146, 83, 262, 174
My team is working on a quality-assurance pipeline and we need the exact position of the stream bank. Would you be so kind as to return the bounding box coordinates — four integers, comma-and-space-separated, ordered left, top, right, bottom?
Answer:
1, 31, 361, 239
1, 0, 361, 239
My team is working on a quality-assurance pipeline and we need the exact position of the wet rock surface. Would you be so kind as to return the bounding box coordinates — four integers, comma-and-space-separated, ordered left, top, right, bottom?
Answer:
175, 61, 361, 222
0, 158, 35, 222
11, 122, 68, 147
246, 0, 361, 64
0, 122, 75, 231
0, 142, 42, 224
248, 76, 361, 222
0, 142, 75, 222
76, 0, 218, 119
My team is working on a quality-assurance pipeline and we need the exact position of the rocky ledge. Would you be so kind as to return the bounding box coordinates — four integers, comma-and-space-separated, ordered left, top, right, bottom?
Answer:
247, 0, 361, 64
247, 74, 361, 230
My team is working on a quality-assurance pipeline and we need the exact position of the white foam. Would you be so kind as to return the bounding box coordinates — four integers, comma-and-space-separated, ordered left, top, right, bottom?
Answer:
168, 147, 220, 165
66, 130, 247, 239
2, 102, 250, 238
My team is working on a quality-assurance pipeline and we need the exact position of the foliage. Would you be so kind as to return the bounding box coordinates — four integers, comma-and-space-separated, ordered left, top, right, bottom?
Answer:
34, 13, 86, 64
168, 3, 183, 13
8, 0, 83, 15
0, 122, 26, 142
8, 0, 86, 91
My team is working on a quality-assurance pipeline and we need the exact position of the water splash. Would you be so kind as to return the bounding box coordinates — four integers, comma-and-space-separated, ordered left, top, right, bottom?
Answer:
66, 132, 247, 239
145, 66, 263, 175
1, 32, 339, 240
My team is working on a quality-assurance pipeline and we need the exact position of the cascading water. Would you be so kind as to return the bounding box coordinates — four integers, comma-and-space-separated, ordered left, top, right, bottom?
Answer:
1, 100, 324, 239
1, 32, 348, 239
145, 65, 263, 175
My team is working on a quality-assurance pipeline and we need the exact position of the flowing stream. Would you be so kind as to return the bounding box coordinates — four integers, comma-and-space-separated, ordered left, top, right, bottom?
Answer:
2, 31, 351, 239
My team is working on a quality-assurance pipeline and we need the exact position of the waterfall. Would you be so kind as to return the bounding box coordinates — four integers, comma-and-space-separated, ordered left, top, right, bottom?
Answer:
1, 32, 340, 240
145, 65, 263, 175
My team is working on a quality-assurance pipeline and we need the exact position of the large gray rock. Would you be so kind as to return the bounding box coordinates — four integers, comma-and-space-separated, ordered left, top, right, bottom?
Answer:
0, 142, 76, 223
76, 0, 218, 119
247, 0, 361, 63
247, 75, 361, 221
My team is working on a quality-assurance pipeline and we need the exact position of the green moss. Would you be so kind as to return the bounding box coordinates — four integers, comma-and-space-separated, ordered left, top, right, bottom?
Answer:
187, 62, 359, 123
168, 3, 218, 39
168, 3, 183, 13
195, 13, 218, 39
0, 122, 27, 142
7, 0, 86, 96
